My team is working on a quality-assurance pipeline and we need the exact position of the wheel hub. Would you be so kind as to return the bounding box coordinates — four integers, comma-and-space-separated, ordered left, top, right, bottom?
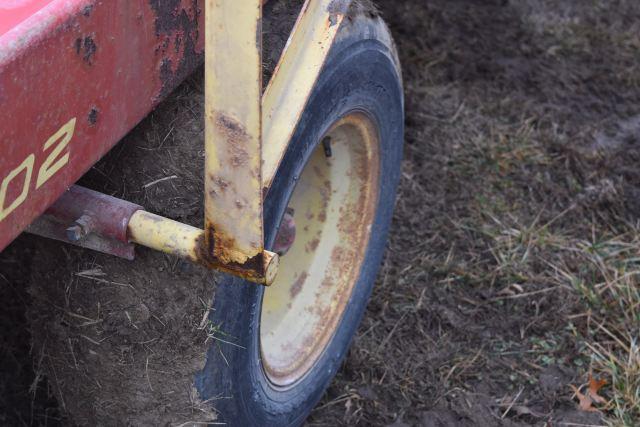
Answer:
260, 113, 381, 387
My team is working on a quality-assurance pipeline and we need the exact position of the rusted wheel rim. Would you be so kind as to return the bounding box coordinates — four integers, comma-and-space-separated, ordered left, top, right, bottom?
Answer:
260, 112, 380, 387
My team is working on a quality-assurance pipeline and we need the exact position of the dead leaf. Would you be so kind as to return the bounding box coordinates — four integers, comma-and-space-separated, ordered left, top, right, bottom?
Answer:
587, 375, 607, 404
570, 385, 598, 412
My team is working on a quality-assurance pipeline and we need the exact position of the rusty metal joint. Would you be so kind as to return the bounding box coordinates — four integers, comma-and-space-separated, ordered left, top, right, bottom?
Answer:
127, 210, 279, 285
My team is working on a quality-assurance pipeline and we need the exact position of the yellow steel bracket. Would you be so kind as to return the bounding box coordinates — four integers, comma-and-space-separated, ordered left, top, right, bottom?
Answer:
262, 0, 352, 189
203, 0, 277, 284
128, 0, 353, 285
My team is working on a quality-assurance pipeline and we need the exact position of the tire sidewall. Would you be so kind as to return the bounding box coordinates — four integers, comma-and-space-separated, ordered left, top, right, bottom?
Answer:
196, 16, 404, 426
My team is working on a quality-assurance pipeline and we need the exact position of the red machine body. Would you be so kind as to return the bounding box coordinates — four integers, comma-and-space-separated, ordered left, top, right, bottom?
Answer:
0, 0, 55, 36
0, 0, 205, 251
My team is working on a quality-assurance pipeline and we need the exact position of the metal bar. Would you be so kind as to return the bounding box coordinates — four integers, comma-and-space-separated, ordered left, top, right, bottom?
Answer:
128, 211, 280, 285
128, 211, 203, 262
204, 0, 276, 282
27, 215, 136, 260
26, 184, 279, 284
261, 0, 353, 191
26, 185, 142, 260
42, 185, 143, 243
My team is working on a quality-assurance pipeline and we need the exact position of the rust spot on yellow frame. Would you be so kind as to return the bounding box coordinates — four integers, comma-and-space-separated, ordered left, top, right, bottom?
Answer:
128, 210, 279, 285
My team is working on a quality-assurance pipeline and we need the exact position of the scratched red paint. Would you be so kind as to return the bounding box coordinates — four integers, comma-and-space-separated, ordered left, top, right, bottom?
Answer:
0, 0, 205, 251
0, 0, 55, 37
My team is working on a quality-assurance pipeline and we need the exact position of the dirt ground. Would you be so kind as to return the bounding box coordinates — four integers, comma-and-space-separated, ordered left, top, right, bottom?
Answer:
2, 0, 640, 425
308, 0, 640, 425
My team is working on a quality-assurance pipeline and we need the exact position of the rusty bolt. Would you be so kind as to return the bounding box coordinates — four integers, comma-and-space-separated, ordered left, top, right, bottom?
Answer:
66, 214, 95, 242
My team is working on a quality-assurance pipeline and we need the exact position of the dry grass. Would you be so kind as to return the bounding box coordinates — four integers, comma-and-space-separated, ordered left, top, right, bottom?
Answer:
550, 230, 640, 424
310, 0, 640, 425
483, 211, 640, 424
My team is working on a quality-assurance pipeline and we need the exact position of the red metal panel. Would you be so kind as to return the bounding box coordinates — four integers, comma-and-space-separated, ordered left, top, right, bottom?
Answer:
0, 0, 55, 37
0, 0, 205, 251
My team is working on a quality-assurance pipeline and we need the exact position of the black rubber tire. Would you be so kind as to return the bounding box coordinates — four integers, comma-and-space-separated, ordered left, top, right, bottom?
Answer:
196, 13, 404, 426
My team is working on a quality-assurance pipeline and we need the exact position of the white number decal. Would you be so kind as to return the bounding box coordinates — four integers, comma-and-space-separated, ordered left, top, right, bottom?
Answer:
0, 118, 76, 223
36, 118, 75, 189
0, 154, 35, 221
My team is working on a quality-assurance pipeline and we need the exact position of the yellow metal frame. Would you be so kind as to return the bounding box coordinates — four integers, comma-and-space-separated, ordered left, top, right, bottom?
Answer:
203, 0, 271, 281
262, 0, 351, 189
127, 0, 353, 285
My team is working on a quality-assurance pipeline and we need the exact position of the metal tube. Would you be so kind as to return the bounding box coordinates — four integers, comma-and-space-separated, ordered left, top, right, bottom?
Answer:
29, 185, 279, 284
44, 185, 142, 243
128, 210, 279, 285
127, 210, 202, 262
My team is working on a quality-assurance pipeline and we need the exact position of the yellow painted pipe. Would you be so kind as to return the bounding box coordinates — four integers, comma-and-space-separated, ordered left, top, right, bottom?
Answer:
128, 210, 279, 285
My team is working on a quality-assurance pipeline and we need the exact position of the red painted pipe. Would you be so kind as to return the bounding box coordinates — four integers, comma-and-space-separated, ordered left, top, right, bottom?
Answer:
44, 185, 142, 244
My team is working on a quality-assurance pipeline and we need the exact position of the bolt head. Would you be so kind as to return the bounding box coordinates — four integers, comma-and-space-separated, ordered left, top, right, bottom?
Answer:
66, 225, 85, 242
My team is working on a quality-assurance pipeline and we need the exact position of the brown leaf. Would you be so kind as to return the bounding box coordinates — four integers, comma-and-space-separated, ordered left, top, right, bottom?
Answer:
570, 385, 598, 412
587, 375, 607, 404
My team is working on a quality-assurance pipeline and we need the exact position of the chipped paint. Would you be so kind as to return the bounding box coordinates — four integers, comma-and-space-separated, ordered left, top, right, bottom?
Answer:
149, 0, 204, 98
